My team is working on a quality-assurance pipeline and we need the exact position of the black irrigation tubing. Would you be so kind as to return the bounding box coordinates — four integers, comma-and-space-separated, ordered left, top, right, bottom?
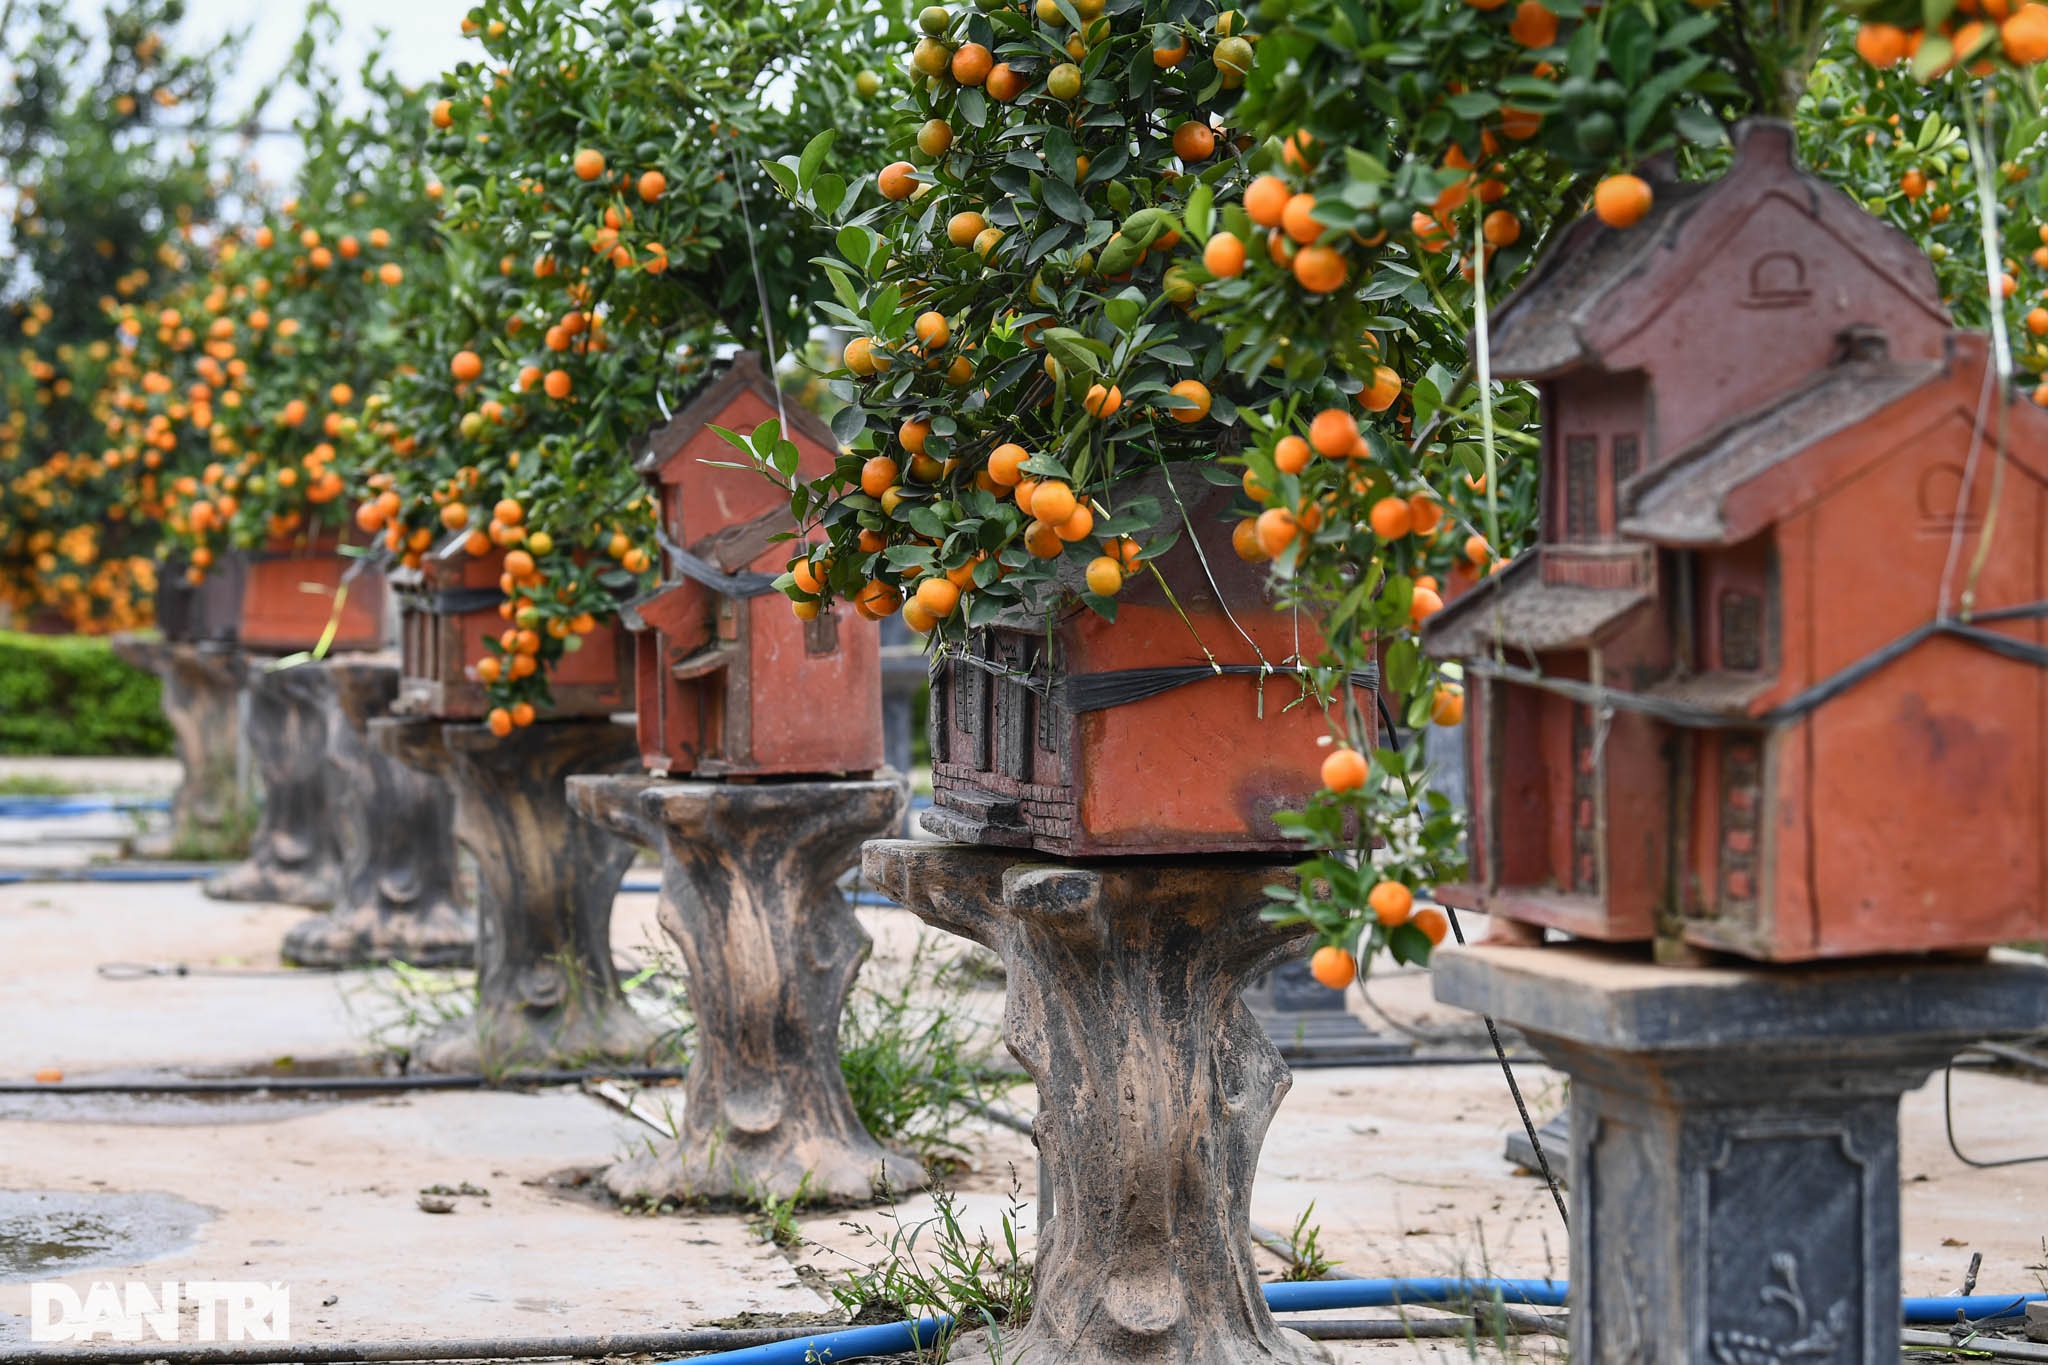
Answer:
4, 1044, 1522, 1095
0, 1068, 691, 1095
1945, 1041, 2048, 1169
0, 1329, 827, 1365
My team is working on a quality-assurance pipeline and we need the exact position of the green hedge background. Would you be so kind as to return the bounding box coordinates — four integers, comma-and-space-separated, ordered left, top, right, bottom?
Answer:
0, 631, 172, 756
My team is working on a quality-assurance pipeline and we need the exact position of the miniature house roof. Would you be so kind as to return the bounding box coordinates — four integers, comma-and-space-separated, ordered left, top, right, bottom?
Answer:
1618, 351, 1940, 545
1621, 331, 2048, 547
1422, 555, 1652, 659
632, 351, 839, 479
1485, 120, 1949, 380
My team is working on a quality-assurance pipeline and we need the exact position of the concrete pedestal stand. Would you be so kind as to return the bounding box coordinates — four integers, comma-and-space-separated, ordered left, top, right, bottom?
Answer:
569, 776, 924, 1206
1245, 957, 1406, 1063
370, 717, 653, 1073
108, 636, 253, 860
203, 657, 342, 906
282, 660, 472, 968
864, 841, 1328, 1365
1434, 945, 2048, 1365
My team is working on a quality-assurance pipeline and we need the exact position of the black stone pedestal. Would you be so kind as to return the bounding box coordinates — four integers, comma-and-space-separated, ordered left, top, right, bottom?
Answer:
1434, 945, 2048, 1364
864, 840, 1328, 1365
569, 776, 922, 1205
109, 636, 253, 860
1244, 958, 1407, 1063
369, 717, 653, 1074
204, 657, 342, 906
282, 660, 472, 968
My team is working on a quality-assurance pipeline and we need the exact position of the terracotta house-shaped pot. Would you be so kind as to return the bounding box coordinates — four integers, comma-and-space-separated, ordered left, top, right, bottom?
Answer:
629, 353, 881, 778
394, 538, 634, 721
237, 527, 387, 654
1425, 119, 2048, 961
926, 468, 1375, 858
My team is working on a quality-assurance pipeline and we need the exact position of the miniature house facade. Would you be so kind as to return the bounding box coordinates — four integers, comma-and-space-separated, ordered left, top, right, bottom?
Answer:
926, 471, 1375, 857
1426, 120, 2048, 961
629, 353, 881, 778
395, 540, 633, 721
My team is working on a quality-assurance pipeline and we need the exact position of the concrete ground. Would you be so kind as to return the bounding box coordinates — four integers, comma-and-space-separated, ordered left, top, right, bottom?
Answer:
3, 769, 2047, 1361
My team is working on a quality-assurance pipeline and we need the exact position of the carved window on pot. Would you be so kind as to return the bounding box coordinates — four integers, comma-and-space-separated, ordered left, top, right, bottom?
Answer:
1718, 738, 1764, 916
993, 634, 1033, 781
1565, 436, 1600, 540
1720, 590, 1764, 672
928, 662, 950, 765
1571, 704, 1600, 897
957, 649, 990, 772
1611, 433, 1640, 489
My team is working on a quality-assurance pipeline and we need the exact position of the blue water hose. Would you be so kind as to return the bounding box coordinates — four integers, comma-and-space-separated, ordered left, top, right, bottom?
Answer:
0, 795, 170, 818
646, 1279, 2044, 1365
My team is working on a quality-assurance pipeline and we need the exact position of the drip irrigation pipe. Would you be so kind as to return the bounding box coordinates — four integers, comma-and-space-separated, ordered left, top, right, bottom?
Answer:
0, 1328, 838, 1365
0, 1067, 690, 1095
8, 1042, 1515, 1095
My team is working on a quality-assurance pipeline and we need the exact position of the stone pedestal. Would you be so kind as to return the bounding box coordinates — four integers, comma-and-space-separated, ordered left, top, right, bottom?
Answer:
204, 657, 342, 905
569, 776, 922, 1205
1434, 945, 2048, 1365
1245, 957, 1405, 1062
371, 717, 653, 1073
109, 636, 253, 860
282, 660, 472, 968
864, 841, 1327, 1365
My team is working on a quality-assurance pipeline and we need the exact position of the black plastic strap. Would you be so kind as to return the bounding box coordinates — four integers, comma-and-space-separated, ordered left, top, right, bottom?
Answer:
1463, 601, 2048, 730
408, 587, 503, 616
943, 651, 1377, 714
656, 528, 781, 598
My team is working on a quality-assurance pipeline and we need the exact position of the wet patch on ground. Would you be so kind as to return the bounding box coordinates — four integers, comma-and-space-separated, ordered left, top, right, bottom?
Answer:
0, 1188, 216, 1283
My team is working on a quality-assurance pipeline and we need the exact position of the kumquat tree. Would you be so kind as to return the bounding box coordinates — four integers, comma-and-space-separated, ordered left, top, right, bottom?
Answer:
120, 14, 440, 592
763, 0, 2048, 984
0, 0, 232, 631
350, 0, 892, 738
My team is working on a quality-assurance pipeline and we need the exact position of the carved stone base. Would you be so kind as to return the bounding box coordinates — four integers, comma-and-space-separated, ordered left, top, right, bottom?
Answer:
864, 841, 1329, 1365
371, 717, 653, 1074
569, 776, 922, 1206
204, 658, 342, 906
109, 636, 253, 860
282, 660, 472, 968
1434, 945, 2048, 1364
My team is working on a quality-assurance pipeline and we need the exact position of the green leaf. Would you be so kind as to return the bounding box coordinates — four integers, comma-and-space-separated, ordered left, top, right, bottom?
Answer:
835, 224, 868, 272
830, 403, 867, 446
1672, 106, 1727, 148
1385, 637, 1419, 696
762, 159, 799, 197
1446, 91, 1499, 119
958, 86, 988, 129
1185, 180, 1214, 242
813, 173, 847, 219
1387, 922, 1433, 966
1040, 176, 1089, 224
1624, 54, 1712, 146
798, 128, 835, 189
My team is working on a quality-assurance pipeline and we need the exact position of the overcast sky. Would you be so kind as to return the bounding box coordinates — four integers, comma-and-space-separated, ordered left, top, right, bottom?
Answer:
95, 0, 476, 180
